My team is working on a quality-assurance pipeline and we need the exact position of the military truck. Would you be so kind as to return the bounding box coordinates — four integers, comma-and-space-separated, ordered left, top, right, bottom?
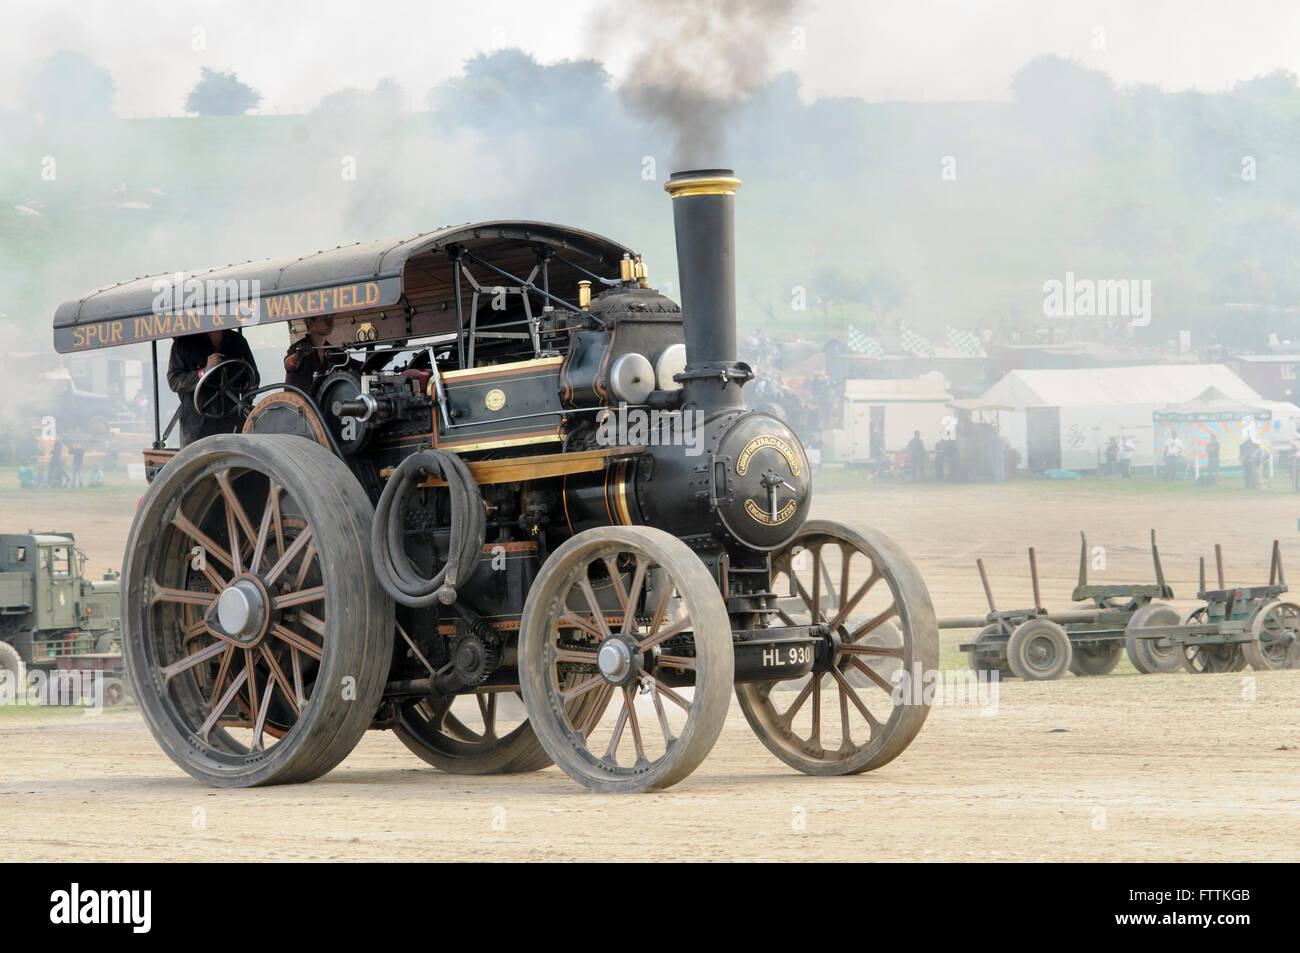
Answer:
0, 531, 126, 705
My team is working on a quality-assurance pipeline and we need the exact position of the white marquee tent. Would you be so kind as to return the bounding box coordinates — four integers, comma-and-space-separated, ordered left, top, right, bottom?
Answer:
972, 364, 1279, 471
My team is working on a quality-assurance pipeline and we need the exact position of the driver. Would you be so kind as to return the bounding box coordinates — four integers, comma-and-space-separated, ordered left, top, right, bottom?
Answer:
167, 328, 260, 446
283, 314, 351, 393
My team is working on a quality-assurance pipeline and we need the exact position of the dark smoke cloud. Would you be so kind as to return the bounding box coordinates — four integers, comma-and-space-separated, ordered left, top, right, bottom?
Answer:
590, 0, 802, 169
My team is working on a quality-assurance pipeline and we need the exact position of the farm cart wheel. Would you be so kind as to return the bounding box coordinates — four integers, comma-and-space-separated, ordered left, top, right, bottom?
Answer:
1068, 642, 1122, 676
0, 641, 24, 697
394, 684, 608, 774
735, 520, 939, 776
968, 624, 1012, 677
1124, 603, 1183, 674
1066, 602, 1122, 676
1180, 608, 1246, 674
102, 677, 127, 708
1243, 600, 1300, 671
1006, 618, 1072, 680
121, 434, 394, 787
519, 525, 733, 792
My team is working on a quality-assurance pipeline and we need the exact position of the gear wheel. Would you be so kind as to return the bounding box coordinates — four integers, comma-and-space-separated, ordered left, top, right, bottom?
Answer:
450, 621, 501, 687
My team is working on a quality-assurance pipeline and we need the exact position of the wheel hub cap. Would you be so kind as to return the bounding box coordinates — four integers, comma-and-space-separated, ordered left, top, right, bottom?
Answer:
597, 640, 634, 682
217, 578, 268, 645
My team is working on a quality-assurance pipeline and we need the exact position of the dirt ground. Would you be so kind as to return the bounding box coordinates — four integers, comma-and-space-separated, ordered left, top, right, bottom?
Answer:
2, 472, 1298, 861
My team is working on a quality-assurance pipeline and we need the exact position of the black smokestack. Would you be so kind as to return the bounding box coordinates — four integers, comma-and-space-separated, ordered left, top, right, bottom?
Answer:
665, 168, 749, 410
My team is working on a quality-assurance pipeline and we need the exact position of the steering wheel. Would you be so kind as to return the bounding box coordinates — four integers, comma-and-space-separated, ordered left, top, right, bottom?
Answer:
194, 358, 257, 420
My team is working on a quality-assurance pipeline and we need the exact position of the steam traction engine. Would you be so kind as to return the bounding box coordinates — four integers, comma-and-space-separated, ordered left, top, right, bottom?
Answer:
52, 170, 938, 791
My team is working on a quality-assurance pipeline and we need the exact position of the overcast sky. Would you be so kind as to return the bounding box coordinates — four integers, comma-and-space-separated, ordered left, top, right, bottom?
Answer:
2, 0, 1297, 115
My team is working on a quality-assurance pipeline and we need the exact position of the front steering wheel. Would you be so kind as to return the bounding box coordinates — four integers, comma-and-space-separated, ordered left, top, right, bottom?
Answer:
194, 358, 257, 419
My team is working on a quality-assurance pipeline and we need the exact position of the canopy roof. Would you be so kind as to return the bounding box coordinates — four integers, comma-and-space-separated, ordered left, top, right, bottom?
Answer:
978, 364, 1260, 409
52, 221, 635, 353
1154, 386, 1270, 420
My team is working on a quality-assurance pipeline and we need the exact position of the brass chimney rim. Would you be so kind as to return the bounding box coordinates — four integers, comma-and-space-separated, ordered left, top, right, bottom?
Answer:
664, 171, 742, 198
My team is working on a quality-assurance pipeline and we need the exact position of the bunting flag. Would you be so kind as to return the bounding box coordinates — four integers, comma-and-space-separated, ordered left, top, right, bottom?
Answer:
847, 326, 885, 357
899, 328, 935, 357
945, 325, 986, 357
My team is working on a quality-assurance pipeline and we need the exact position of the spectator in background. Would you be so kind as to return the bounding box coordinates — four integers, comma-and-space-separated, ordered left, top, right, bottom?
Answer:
1240, 437, 1261, 489
1206, 434, 1221, 485
1118, 436, 1134, 480
18, 460, 36, 489
69, 441, 86, 489
1163, 434, 1184, 481
89, 467, 104, 488
47, 440, 67, 489
989, 431, 1006, 483
1289, 437, 1300, 492
907, 430, 925, 481
1105, 437, 1119, 477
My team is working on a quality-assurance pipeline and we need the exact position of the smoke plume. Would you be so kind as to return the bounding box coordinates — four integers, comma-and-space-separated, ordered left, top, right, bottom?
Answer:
590, 0, 802, 168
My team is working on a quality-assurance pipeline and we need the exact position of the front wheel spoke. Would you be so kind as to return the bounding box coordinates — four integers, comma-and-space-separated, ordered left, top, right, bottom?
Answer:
828, 570, 881, 631
161, 639, 228, 682
624, 686, 648, 764
602, 698, 630, 762
251, 484, 283, 571
621, 558, 648, 635
291, 648, 306, 706
251, 660, 275, 750
170, 513, 236, 574
839, 642, 904, 658
199, 666, 248, 740
292, 540, 317, 589
244, 649, 260, 739
780, 676, 817, 725
554, 647, 598, 666
271, 623, 323, 661
265, 528, 314, 586
651, 676, 691, 712
260, 645, 300, 718
477, 692, 497, 738
639, 618, 689, 652
838, 679, 852, 750
560, 674, 605, 702
273, 586, 325, 611
832, 665, 884, 733
181, 618, 209, 645
846, 655, 896, 695
298, 612, 325, 636
151, 584, 216, 609
576, 681, 613, 738
655, 654, 696, 671
650, 682, 675, 744
557, 613, 605, 640
810, 674, 822, 744
603, 557, 629, 613
794, 577, 822, 623
578, 576, 612, 638
215, 470, 259, 549
848, 603, 900, 642
776, 606, 799, 627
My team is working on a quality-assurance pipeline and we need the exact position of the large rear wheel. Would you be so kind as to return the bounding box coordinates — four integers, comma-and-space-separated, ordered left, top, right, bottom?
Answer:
735, 520, 938, 776
121, 434, 393, 787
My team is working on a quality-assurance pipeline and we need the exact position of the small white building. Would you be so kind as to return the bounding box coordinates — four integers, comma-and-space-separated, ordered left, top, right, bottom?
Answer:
831, 377, 953, 461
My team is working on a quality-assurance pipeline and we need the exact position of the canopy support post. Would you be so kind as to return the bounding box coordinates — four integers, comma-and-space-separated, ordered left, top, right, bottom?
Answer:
151, 340, 162, 449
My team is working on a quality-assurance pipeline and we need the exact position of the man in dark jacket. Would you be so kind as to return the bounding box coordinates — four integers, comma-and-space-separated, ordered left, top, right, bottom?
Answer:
284, 314, 350, 393
167, 329, 259, 446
